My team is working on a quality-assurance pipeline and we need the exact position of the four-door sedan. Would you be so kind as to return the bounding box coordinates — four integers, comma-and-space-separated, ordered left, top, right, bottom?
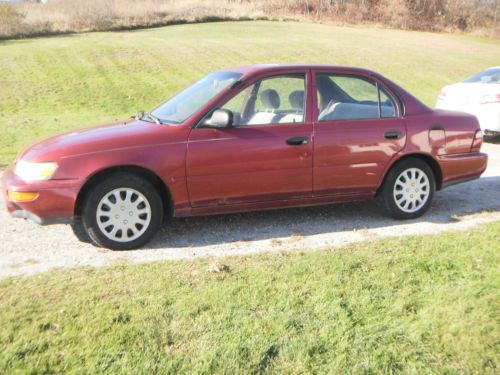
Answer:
2, 65, 488, 249
436, 67, 500, 134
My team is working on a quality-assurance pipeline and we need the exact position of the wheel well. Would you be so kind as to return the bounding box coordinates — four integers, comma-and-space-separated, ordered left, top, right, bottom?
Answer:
378, 154, 443, 195
74, 166, 173, 219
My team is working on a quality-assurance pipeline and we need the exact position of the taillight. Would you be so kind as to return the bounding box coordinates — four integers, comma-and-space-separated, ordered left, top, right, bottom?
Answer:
471, 129, 483, 152
438, 90, 447, 101
480, 94, 500, 105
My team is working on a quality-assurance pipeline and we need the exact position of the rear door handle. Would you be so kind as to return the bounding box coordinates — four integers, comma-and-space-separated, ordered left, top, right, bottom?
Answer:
384, 131, 403, 140
286, 136, 309, 146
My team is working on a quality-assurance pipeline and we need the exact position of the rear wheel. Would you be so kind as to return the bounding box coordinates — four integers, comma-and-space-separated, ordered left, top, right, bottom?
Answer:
80, 173, 163, 250
380, 158, 435, 220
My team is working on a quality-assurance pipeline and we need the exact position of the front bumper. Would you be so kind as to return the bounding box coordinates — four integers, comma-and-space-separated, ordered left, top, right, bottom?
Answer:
1, 165, 83, 225
10, 209, 73, 225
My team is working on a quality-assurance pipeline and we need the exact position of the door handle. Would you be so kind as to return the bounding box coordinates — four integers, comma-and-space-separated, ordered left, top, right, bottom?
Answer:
384, 131, 403, 140
286, 136, 309, 146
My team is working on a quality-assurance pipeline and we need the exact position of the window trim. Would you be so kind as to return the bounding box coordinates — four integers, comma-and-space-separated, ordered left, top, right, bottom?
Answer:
313, 71, 402, 123
195, 72, 308, 129
377, 83, 400, 119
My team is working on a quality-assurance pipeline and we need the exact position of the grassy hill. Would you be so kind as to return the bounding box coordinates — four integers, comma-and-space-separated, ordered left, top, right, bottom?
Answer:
0, 21, 499, 166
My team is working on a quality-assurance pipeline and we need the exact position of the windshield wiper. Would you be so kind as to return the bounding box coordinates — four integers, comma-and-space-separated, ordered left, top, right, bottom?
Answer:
133, 111, 163, 125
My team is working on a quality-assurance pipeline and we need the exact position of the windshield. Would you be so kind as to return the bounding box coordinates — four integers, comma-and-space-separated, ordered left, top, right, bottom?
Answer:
151, 71, 242, 124
463, 68, 500, 84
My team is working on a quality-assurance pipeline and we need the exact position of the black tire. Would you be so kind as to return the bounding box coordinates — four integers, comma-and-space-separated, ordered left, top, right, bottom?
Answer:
70, 218, 91, 243
80, 173, 163, 250
379, 158, 435, 220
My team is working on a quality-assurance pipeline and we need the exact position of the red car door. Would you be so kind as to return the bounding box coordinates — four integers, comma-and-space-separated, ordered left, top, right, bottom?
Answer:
312, 70, 406, 196
187, 72, 314, 207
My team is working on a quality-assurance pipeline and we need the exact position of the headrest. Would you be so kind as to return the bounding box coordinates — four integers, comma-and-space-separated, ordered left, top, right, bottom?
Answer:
289, 91, 304, 110
260, 89, 280, 109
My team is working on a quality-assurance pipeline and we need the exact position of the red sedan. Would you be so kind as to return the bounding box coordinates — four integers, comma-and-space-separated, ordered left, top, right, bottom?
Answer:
2, 65, 488, 249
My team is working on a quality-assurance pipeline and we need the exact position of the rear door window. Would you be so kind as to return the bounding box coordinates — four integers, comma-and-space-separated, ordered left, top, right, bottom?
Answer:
316, 74, 397, 121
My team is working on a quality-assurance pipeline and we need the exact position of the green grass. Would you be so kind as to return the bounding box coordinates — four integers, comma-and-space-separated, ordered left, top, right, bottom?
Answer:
1, 21, 500, 166
0, 222, 498, 373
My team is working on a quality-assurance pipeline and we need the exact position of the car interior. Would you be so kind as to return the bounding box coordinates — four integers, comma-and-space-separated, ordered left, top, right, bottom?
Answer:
245, 89, 305, 125
217, 73, 396, 126
221, 74, 306, 126
316, 75, 396, 121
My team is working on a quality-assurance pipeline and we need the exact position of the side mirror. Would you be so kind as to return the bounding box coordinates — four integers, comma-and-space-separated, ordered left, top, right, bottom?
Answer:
205, 109, 233, 128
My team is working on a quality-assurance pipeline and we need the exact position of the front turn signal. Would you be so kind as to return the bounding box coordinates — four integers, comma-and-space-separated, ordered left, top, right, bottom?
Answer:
8, 191, 39, 202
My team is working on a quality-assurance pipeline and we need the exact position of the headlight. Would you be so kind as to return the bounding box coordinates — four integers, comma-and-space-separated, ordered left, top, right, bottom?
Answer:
14, 160, 58, 182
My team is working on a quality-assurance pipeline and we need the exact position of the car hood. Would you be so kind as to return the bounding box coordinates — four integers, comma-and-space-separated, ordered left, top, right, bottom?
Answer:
19, 120, 178, 162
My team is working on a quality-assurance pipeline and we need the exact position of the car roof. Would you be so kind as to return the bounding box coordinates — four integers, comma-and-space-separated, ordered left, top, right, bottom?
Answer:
222, 64, 379, 78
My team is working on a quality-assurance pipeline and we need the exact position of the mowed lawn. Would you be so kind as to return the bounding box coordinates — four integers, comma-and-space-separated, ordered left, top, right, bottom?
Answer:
0, 223, 498, 373
1, 21, 500, 166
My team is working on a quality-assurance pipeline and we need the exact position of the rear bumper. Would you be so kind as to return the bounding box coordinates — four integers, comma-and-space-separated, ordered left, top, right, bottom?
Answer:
1, 165, 82, 225
438, 152, 488, 188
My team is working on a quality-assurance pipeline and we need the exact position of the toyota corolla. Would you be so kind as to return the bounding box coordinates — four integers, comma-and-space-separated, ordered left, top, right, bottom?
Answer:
2, 65, 488, 249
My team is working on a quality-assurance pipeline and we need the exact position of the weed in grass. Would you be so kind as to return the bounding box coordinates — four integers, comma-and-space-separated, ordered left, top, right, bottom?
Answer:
256, 343, 280, 374
0, 222, 498, 372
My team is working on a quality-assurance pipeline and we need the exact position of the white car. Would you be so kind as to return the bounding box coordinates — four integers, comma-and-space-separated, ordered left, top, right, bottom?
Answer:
436, 67, 500, 134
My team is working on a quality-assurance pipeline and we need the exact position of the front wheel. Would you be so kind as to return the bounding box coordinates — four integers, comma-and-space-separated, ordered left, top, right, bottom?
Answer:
379, 158, 435, 220
81, 173, 163, 250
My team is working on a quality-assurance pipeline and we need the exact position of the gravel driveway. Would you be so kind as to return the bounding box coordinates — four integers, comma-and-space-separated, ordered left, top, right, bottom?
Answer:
1, 142, 499, 278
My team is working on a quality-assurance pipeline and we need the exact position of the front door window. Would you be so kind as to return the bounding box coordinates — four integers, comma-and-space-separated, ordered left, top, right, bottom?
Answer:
220, 74, 306, 126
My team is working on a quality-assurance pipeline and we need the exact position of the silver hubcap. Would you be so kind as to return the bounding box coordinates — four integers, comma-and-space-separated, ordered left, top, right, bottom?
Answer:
393, 168, 430, 213
96, 188, 151, 242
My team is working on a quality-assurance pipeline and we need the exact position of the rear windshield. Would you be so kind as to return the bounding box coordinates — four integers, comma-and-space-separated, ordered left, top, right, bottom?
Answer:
463, 68, 500, 84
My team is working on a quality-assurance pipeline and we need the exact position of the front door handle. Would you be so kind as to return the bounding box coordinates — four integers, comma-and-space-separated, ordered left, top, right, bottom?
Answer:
384, 131, 403, 140
286, 136, 309, 146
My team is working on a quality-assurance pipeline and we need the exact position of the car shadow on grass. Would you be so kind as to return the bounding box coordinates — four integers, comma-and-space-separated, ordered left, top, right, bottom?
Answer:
145, 175, 500, 250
